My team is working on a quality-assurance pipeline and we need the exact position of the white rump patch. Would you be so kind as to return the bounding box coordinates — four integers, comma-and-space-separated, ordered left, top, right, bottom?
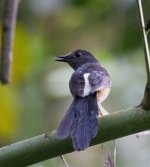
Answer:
82, 73, 91, 97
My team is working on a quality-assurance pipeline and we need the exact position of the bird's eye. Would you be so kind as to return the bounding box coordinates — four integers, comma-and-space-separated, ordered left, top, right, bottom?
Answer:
75, 52, 82, 57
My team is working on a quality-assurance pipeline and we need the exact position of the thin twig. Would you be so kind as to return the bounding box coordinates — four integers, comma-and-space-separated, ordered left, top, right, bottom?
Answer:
101, 141, 117, 167
101, 144, 114, 167
113, 140, 116, 167
136, 0, 150, 83
60, 155, 69, 167
0, 0, 19, 84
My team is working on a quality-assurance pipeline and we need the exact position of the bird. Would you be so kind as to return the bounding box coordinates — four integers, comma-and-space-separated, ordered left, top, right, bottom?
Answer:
55, 49, 112, 151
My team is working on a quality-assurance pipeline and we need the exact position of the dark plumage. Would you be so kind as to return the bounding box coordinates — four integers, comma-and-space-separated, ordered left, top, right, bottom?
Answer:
56, 49, 111, 151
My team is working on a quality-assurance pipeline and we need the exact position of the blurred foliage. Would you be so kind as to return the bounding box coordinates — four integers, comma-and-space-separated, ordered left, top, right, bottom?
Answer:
0, 0, 150, 167
0, 86, 19, 142
13, 24, 46, 84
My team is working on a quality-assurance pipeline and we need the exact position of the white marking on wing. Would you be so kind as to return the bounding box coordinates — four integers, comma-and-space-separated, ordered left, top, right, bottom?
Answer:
82, 73, 91, 97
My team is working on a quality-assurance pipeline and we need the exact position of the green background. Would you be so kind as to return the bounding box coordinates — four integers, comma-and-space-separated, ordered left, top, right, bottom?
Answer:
0, 0, 150, 166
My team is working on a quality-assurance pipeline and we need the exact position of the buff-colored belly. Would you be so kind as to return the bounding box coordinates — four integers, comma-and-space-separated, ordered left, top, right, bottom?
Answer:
96, 87, 110, 103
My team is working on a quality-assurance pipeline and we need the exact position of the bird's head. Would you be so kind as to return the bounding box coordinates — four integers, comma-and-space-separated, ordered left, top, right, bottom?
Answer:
55, 50, 98, 70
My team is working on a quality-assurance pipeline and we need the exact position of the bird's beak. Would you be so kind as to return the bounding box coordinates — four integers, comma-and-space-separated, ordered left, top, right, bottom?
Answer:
55, 56, 67, 62
55, 53, 72, 62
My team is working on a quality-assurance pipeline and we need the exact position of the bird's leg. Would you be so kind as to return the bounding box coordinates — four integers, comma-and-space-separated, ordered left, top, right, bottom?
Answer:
98, 103, 109, 117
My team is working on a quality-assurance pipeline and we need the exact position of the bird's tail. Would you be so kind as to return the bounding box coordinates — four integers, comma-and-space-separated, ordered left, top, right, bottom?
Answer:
57, 93, 99, 151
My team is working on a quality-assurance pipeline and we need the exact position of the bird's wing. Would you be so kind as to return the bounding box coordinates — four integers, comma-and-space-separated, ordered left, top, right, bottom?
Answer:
89, 70, 111, 93
69, 68, 111, 97
69, 71, 85, 97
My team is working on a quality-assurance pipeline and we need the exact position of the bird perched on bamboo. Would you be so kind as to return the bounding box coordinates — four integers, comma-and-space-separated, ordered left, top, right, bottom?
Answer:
55, 49, 111, 151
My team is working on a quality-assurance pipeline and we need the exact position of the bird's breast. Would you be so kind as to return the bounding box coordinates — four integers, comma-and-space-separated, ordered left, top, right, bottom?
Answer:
96, 88, 110, 103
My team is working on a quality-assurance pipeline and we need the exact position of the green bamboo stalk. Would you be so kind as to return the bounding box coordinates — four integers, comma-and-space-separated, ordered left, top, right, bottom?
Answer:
0, 107, 149, 166
136, 0, 150, 109
136, 0, 150, 82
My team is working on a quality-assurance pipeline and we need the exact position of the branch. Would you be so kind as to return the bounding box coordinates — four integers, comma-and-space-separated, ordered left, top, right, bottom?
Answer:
60, 155, 69, 167
136, 0, 150, 109
137, 0, 150, 81
0, 0, 19, 84
0, 107, 149, 166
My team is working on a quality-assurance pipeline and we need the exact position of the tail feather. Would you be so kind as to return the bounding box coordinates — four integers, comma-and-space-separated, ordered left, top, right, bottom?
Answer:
57, 99, 75, 139
71, 93, 99, 151
57, 93, 99, 151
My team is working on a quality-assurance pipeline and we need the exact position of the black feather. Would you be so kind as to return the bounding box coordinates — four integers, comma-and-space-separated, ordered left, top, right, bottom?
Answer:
57, 99, 75, 139
57, 93, 99, 151
71, 93, 99, 151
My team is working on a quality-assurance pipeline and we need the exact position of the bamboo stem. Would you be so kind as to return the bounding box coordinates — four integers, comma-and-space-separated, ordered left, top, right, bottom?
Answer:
137, 0, 150, 82
0, 0, 19, 84
0, 107, 149, 166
